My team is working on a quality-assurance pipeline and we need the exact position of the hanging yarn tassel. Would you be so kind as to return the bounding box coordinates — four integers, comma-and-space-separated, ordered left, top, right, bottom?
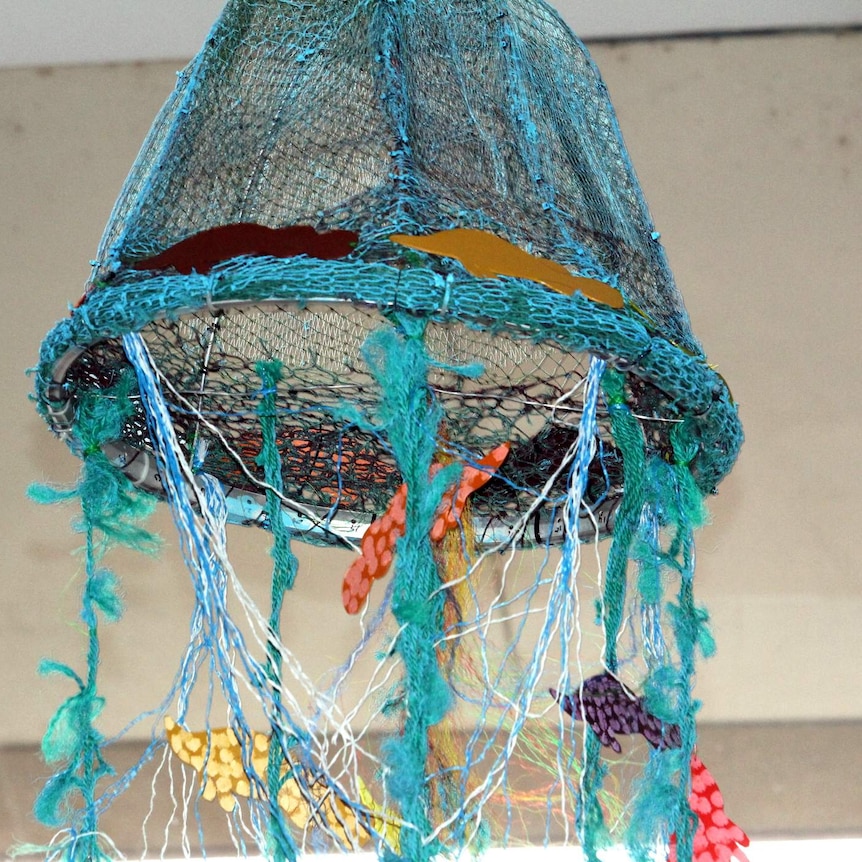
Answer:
561, 367, 718, 862
552, 357, 611, 859
26, 374, 158, 862
255, 360, 301, 861
359, 323, 456, 861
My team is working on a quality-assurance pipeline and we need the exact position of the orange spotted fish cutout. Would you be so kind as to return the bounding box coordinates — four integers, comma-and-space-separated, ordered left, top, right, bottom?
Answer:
342, 443, 510, 614
164, 717, 397, 848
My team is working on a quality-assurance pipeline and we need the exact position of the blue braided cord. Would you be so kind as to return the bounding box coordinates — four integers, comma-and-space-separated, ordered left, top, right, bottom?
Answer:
124, 332, 304, 860
434, 357, 605, 846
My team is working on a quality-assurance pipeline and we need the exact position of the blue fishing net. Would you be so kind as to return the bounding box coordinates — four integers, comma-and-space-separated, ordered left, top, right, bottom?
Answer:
31, 1, 743, 861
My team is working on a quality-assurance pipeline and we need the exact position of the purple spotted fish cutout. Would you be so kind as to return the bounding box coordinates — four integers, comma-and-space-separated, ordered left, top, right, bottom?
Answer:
551, 672, 681, 753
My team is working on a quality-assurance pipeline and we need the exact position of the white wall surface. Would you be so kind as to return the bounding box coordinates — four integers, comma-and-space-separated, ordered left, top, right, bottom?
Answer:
0, 0, 859, 68
1, 28, 861, 746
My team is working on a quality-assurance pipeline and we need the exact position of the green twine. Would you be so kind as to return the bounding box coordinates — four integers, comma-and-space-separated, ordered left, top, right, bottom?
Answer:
576, 368, 647, 862
27, 378, 158, 861
668, 574, 701, 861
600, 369, 647, 672
596, 371, 720, 861
255, 360, 300, 862
625, 746, 688, 862
363, 322, 452, 862
625, 420, 714, 860
29, 374, 159, 552
254, 360, 298, 651
576, 730, 611, 862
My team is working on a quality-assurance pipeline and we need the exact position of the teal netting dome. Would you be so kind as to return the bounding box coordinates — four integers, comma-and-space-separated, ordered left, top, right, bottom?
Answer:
31, 1, 744, 861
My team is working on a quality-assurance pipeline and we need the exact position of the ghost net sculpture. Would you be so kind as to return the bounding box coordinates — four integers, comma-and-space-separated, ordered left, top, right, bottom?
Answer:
30, 1, 744, 861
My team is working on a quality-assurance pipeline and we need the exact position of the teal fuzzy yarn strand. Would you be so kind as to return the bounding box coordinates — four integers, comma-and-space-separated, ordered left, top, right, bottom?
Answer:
26, 381, 158, 862
255, 359, 301, 862
362, 325, 451, 861
600, 368, 648, 674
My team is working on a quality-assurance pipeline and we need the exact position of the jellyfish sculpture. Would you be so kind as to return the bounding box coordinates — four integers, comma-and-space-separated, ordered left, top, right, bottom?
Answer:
30, 1, 744, 861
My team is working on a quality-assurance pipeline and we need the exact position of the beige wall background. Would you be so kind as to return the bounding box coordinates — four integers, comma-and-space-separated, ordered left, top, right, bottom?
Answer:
1, 29, 861, 749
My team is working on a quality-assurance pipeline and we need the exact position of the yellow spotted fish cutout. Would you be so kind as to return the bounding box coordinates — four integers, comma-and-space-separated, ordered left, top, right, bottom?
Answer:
389, 228, 624, 308
164, 717, 399, 849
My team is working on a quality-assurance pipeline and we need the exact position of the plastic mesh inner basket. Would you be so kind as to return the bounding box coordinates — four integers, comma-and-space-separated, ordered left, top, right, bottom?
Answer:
61, 300, 623, 538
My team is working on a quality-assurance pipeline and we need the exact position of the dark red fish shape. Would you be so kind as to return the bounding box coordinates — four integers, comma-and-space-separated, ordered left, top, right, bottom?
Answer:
129, 223, 358, 274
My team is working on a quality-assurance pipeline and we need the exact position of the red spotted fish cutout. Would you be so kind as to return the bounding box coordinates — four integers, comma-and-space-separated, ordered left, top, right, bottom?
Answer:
554, 673, 749, 862
668, 755, 750, 862
342, 443, 510, 614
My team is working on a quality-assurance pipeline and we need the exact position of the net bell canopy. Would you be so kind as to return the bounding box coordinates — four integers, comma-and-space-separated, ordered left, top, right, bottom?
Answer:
36, 0, 741, 543
30, 1, 746, 861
